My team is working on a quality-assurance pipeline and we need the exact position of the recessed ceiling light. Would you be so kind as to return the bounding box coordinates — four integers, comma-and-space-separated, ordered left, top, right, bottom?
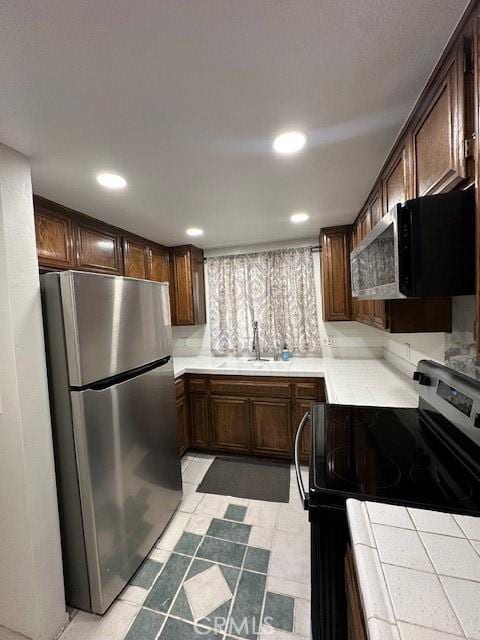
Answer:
273, 130, 306, 154
96, 172, 127, 189
290, 212, 310, 223
186, 227, 204, 237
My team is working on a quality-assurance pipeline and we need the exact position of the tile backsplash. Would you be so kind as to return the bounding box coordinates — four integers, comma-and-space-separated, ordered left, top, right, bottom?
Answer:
445, 295, 479, 379
172, 324, 211, 357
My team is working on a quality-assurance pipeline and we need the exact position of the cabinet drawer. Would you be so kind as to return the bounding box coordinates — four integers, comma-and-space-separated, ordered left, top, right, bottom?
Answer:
188, 378, 208, 394
293, 382, 318, 400
175, 377, 185, 399
210, 379, 291, 398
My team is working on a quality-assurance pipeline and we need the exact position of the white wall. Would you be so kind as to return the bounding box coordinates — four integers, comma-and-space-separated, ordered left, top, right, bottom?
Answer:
0, 144, 66, 640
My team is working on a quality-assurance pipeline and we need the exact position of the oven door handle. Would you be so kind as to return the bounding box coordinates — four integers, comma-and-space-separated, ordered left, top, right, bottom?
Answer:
294, 411, 310, 510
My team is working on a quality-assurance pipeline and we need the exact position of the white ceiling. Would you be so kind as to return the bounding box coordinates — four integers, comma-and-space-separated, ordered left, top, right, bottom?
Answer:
0, 1, 468, 248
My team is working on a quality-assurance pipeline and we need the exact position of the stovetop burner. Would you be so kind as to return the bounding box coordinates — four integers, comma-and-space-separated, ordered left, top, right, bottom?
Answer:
409, 465, 474, 502
327, 446, 402, 490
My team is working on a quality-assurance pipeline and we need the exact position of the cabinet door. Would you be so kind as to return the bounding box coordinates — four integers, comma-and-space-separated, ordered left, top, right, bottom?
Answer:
251, 398, 292, 457
210, 396, 251, 453
170, 246, 194, 325
368, 188, 383, 228
189, 394, 209, 449
293, 400, 312, 459
321, 226, 352, 321
411, 48, 465, 196
345, 546, 368, 640
123, 238, 148, 279
148, 245, 170, 282
176, 396, 189, 455
191, 246, 207, 324
35, 207, 74, 269
76, 222, 122, 274
383, 146, 409, 214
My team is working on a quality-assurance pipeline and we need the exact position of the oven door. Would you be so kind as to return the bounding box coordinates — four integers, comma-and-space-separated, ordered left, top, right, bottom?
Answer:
350, 207, 406, 300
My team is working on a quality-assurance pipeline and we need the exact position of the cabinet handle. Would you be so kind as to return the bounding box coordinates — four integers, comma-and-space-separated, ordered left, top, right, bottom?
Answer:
294, 411, 310, 510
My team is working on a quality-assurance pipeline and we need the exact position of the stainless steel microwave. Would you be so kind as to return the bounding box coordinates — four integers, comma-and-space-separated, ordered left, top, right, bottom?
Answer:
350, 188, 475, 300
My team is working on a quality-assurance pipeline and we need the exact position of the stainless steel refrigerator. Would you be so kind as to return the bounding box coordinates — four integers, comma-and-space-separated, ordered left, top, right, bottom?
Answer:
41, 271, 182, 614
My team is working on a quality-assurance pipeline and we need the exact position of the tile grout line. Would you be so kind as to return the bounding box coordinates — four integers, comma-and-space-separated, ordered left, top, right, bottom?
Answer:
222, 517, 250, 640
368, 511, 468, 640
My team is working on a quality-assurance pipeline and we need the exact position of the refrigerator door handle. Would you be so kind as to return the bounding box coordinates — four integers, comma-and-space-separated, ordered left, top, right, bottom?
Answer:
86, 355, 171, 392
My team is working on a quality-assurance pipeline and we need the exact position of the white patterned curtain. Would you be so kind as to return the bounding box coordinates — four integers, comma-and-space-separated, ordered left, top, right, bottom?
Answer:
208, 247, 320, 355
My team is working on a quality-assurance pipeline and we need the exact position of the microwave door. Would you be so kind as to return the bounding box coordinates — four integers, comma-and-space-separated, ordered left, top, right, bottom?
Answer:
350, 209, 406, 300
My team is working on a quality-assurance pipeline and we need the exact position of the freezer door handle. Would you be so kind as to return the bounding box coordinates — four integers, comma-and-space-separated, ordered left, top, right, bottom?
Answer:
294, 411, 310, 510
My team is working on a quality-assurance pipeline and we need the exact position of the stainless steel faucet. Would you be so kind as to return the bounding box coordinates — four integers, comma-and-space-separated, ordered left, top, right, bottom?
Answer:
249, 320, 269, 361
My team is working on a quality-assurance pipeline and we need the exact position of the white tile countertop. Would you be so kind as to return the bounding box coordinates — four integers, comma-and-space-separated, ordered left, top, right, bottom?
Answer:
347, 499, 480, 640
173, 356, 419, 408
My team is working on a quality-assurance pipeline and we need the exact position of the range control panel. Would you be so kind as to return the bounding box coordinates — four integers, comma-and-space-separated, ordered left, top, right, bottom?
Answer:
437, 380, 474, 417
415, 360, 480, 444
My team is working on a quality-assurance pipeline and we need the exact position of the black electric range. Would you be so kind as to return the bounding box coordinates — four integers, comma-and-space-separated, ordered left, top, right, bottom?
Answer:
293, 360, 480, 640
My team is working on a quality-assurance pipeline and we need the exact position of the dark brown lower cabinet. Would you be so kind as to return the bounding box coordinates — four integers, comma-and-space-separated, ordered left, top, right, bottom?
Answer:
293, 399, 313, 459
180, 374, 326, 461
251, 398, 292, 456
210, 395, 251, 452
189, 393, 210, 449
175, 377, 189, 455
345, 546, 368, 640
176, 396, 189, 455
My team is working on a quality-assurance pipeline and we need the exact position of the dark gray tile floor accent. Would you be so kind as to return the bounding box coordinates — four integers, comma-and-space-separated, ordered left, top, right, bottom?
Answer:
228, 570, 267, 640
262, 592, 294, 632
207, 518, 251, 544
219, 564, 240, 592
185, 558, 214, 580
196, 536, 247, 568
129, 559, 163, 589
199, 600, 231, 632
170, 587, 192, 621
224, 504, 247, 522
197, 456, 290, 503
125, 608, 165, 640
143, 553, 191, 613
174, 532, 203, 556
159, 617, 222, 639
244, 547, 270, 574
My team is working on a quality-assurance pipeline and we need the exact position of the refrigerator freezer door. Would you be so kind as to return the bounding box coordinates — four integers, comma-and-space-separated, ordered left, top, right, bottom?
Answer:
70, 358, 182, 614
59, 270, 172, 387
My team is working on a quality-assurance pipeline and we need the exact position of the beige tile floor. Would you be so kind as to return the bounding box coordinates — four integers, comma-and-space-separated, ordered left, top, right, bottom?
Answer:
59, 453, 311, 640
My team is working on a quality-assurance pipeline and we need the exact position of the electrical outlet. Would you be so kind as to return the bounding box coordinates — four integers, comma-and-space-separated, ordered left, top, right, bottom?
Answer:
404, 342, 411, 361
323, 337, 334, 347
182, 338, 190, 348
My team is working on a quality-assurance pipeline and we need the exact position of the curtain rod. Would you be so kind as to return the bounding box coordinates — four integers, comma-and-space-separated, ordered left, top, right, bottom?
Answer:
203, 244, 321, 261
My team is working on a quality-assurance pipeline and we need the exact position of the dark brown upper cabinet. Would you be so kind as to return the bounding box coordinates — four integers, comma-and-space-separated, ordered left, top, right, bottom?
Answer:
368, 185, 383, 228
382, 145, 410, 214
169, 245, 206, 325
35, 202, 75, 269
411, 44, 467, 196
320, 225, 352, 322
75, 220, 123, 275
148, 245, 170, 283
122, 237, 149, 279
